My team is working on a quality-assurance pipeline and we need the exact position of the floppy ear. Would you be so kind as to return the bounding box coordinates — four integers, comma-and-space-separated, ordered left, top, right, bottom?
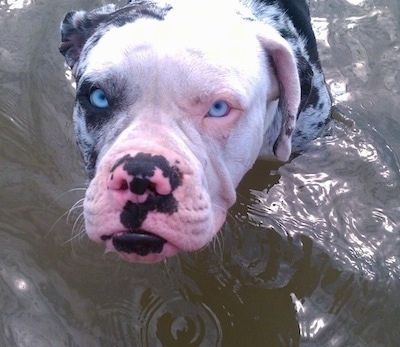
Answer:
59, 5, 116, 69
257, 29, 301, 161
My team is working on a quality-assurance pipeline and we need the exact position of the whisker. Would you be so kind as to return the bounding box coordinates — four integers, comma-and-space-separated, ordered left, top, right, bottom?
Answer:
63, 218, 85, 245
47, 186, 87, 260
206, 203, 227, 257
65, 212, 87, 258
48, 187, 87, 208
47, 186, 86, 238
66, 198, 85, 224
212, 230, 225, 261
46, 201, 83, 237
46, 209, 71, 238
71, 211, 85, 238
208, 201, 245, 259
235, 190, 247, 201
212, 201, 241, 230
112, 257, 128, 279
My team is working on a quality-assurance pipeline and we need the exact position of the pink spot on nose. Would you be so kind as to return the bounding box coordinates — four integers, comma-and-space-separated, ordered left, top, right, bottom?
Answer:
107, 165, 173, 206
107, 165, 149, 204
108, 166, 129, 191
150, 168, 172, 195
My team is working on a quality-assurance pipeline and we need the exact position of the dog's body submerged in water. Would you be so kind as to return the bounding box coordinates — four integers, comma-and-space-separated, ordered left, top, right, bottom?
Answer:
59, 0, 331, 263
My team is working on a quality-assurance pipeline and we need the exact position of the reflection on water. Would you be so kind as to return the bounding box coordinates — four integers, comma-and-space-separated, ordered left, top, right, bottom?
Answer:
139, 289, 222, 346
0, 0, 399, 346
244, 114, 400, 345
250, 117, 400, 279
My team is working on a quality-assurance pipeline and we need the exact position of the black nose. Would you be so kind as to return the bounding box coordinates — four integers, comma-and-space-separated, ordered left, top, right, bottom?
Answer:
111, 230, 167, 256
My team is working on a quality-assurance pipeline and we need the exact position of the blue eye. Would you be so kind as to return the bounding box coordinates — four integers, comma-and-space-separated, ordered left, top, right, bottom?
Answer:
207, 100, 230, 117
89, 88, 109, 109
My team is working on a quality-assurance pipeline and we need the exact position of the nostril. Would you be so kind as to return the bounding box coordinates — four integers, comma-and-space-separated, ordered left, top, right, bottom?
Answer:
119, 180, 128, 190
108, 172, 129, 191
108, 153, 181, 200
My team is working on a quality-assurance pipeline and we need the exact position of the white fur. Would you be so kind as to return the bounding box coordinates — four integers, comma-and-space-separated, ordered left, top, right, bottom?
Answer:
78, 2, 301, 262
57, 0, 336, 263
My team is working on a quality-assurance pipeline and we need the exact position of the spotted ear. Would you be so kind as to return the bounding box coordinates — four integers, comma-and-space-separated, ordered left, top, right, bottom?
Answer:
59, 5, 117, 69
257, 29, 301, 161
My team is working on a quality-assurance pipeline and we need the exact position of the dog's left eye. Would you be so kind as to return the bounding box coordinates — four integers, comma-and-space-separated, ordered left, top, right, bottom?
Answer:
207, 100, 230, 117
89, 88, 109, 109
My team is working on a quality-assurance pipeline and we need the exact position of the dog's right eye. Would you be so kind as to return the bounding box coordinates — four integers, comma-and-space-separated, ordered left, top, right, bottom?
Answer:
89, 88, 109, 109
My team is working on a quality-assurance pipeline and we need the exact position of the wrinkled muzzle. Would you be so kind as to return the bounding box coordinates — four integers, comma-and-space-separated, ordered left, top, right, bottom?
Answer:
83, 138, 230, 263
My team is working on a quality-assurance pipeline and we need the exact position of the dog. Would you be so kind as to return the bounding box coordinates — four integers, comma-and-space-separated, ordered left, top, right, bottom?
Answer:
59, 0, 331, 263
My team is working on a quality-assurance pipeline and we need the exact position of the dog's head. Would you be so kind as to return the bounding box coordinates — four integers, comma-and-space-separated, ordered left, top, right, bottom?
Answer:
59, 0, 300, 262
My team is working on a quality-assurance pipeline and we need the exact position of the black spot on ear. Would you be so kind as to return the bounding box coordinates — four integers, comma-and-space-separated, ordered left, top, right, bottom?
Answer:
59, 7, 116, 68
275, 0, 321, 66
59, 12, 84, 68
286, 127, 294, 136
59, 2, 172, 69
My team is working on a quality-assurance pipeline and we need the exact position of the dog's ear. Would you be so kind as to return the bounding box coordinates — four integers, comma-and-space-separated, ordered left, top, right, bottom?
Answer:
257, 30, 301, 162
59, 5, 116, 69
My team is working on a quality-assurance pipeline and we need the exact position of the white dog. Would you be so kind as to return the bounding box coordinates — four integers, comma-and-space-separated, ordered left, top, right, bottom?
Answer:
59, 0, 331, 262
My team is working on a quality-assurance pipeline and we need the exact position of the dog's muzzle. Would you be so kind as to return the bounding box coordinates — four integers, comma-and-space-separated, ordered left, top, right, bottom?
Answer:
99, 152, 182, 256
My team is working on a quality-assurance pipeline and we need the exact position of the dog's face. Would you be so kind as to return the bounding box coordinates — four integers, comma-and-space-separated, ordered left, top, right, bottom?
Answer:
60, 0, 300, 262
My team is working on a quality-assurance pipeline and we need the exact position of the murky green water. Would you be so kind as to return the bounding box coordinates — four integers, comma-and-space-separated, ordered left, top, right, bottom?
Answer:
0, 0, 399, 346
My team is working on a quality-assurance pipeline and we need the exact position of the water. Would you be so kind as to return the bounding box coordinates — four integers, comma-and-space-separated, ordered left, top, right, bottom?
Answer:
0, 0, 399, 345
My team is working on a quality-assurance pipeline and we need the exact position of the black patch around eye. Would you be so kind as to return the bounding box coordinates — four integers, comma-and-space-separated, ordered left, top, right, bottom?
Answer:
73, 104, 99, 179
77, 80, 112, 109
76, 79, 119, 130
77, 77, 130, 111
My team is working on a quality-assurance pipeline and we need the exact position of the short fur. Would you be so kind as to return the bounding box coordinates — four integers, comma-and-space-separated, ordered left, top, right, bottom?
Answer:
59, 0, 331, 263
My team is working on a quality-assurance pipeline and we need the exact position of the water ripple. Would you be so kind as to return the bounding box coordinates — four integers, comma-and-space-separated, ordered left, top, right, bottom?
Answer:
139, 288, 222, 346
249, 117, 400, 281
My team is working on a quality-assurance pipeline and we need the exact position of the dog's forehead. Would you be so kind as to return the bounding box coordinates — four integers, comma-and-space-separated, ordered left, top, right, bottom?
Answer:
81, 1, 262, 78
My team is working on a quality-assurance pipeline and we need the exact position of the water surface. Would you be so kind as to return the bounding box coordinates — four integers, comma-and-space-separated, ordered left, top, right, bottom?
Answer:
0, 0, 399, 346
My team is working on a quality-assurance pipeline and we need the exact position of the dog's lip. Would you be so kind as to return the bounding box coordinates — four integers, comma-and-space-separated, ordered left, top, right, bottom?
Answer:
100, 229, 175, 253
100, 229, 160, 241
98, 229, 181, 262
